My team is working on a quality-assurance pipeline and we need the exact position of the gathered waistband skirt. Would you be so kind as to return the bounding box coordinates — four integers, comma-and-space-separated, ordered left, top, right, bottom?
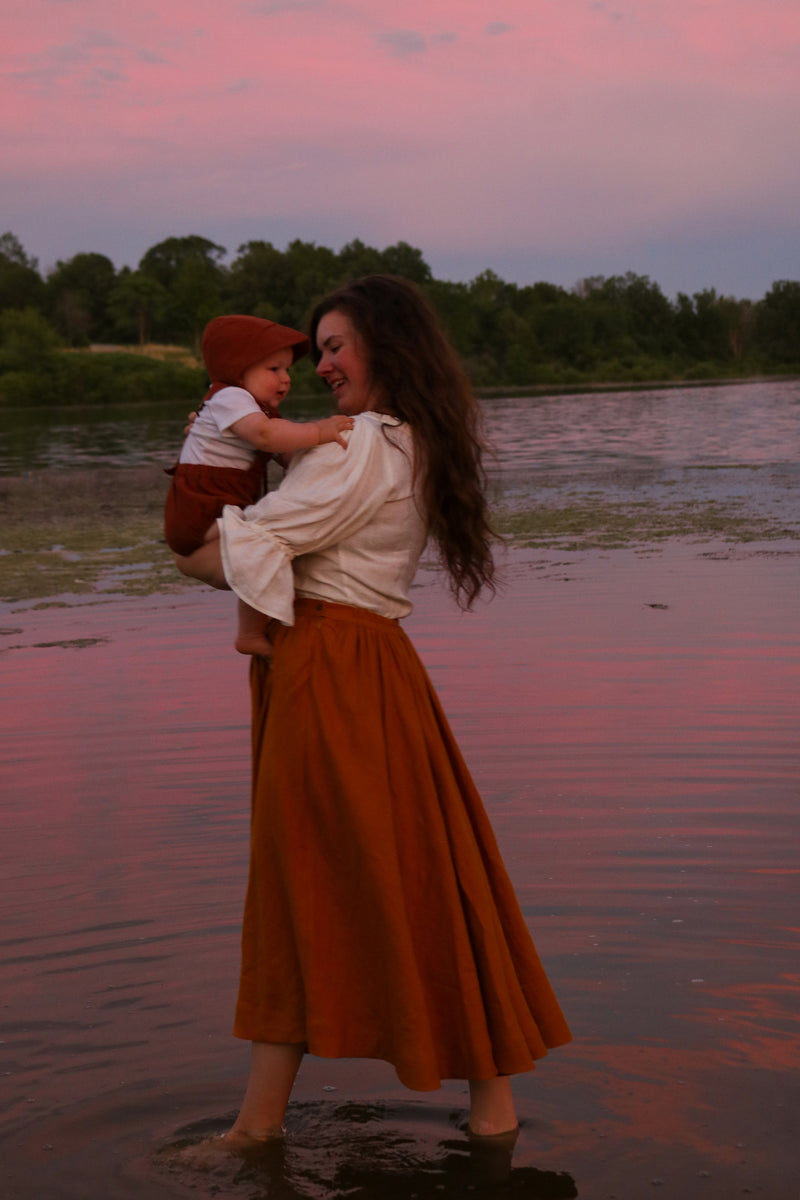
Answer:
234, 598, 571, 1090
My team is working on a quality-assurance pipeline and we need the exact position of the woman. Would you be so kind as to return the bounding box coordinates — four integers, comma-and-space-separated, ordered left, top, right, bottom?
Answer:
180, 275, 571, 1149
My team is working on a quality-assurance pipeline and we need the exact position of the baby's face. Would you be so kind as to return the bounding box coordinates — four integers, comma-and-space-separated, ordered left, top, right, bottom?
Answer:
241, 348, 293, 412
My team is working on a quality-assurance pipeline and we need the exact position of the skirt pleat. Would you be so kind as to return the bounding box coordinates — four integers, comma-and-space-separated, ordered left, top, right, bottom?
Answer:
234, 598, 571, 1091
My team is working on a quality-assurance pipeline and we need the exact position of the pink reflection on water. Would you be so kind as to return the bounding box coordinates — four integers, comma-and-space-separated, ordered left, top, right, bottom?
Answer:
1, 541, 799, 1195
547, 1039, 773, 1175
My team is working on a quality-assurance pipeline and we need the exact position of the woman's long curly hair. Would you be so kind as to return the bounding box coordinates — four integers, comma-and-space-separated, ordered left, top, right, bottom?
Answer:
309, 275, 497, 609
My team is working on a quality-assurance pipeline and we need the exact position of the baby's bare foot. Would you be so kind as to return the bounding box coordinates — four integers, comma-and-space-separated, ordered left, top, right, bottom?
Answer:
235, 633, 273, 658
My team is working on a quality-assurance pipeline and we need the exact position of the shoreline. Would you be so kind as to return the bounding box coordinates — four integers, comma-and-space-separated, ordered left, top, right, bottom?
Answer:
475, 371, 800, 399
1, 372, 798, 415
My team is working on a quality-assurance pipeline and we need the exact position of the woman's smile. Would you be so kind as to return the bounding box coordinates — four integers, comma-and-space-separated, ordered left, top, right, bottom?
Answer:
315, 310, 380, 415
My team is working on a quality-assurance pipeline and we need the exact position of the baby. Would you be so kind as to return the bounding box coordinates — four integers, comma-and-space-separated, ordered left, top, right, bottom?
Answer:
165, 314, 352, 656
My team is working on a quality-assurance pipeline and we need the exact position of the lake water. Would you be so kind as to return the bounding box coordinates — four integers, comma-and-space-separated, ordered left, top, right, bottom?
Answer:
1, 381, 799, 1199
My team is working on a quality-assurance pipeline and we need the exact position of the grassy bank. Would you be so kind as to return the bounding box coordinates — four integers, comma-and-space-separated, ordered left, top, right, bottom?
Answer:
0, 349, 205, 408
474, 372, 800, 400
1, 336, 798, 409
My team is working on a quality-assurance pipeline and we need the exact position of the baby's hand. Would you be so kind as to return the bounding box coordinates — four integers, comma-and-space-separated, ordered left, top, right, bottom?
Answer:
316, 414, 355, 448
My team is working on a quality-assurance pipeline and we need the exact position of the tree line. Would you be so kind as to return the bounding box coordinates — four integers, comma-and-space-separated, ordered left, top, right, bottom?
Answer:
1, 229, 799, 406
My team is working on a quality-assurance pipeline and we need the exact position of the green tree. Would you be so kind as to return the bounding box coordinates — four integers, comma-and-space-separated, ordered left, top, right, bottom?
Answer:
463, 271, 535, 382
578, 273, 675, 360
229, 237, 432, 330
282, 239, 340, 326
720, 296, 753, 361
46, 252, 118, 344
675, 291, 703, 359
0, 307, 63, 402
531, 292, 598, 370
423, 279, 478, 357
378, 241, 432, 283
753, 280, 800, 365
227, 240, 294, 316
0, 232, 34, 266
0, 232, 45, 312
229, 239, 341, 328
674, 288, 748, 364
139, 234, 226, 288
0, 307, 61, 372
171, 256, 227, 348
337, 238, 385, 280
108, 268, 169, 345
520, 281, 568, 308
139, 235, 227, 343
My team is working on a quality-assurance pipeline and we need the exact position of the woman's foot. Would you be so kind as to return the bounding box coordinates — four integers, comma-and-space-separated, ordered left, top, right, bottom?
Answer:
221, 1125, 285, 1151
173, 1126, 284, 1168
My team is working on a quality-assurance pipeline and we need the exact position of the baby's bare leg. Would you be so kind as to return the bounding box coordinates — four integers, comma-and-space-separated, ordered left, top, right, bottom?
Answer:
235, 598, 273, 658
173, 540, 227, 588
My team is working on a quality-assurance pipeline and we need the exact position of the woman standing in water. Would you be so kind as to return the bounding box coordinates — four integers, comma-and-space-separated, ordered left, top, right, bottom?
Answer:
179, 275, 571, 1148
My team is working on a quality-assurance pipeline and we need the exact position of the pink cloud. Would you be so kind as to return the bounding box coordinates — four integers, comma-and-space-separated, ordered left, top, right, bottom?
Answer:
2, 0, 799, 293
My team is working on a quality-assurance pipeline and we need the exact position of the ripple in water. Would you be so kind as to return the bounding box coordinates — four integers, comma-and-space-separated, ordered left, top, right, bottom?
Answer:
154, 1100, 578, 1200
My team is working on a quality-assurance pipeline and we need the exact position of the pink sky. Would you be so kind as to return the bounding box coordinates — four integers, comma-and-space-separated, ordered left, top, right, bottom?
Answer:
3, 0, 800, 296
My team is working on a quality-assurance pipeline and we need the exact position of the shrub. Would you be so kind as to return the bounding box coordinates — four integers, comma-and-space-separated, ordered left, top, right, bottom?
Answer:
0, 347, 206, 407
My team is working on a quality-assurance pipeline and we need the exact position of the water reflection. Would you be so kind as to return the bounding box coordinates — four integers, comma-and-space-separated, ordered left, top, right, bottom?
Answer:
2, 378, 799, 476
156, 1102, 578, 1199
1, 382, 799, 1198
487, 380, 800, 473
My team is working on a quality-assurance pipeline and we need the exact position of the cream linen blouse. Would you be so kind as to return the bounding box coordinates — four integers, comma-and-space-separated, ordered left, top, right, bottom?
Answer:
218, 412, 429, 624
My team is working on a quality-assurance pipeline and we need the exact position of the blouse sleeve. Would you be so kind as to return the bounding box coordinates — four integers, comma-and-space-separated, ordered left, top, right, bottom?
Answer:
218, 416, 408, 623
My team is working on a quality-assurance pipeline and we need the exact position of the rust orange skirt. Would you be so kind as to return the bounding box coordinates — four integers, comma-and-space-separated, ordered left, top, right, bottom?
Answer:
234, 598, 572, 1090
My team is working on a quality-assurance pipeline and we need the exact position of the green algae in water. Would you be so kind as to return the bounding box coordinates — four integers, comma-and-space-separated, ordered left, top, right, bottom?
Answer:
496, 498, 798, 550
0, 465, 200, 602
1, 459, 798, 603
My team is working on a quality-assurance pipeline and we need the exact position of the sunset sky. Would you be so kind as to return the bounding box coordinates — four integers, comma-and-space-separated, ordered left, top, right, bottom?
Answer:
4, 0, 800, 298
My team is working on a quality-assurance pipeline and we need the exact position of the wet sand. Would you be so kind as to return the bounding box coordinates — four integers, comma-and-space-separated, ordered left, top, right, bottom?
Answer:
2, 534, 798, 1199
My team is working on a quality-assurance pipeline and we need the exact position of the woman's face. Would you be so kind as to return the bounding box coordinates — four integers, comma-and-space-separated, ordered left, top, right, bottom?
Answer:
315, 310, 380, 415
